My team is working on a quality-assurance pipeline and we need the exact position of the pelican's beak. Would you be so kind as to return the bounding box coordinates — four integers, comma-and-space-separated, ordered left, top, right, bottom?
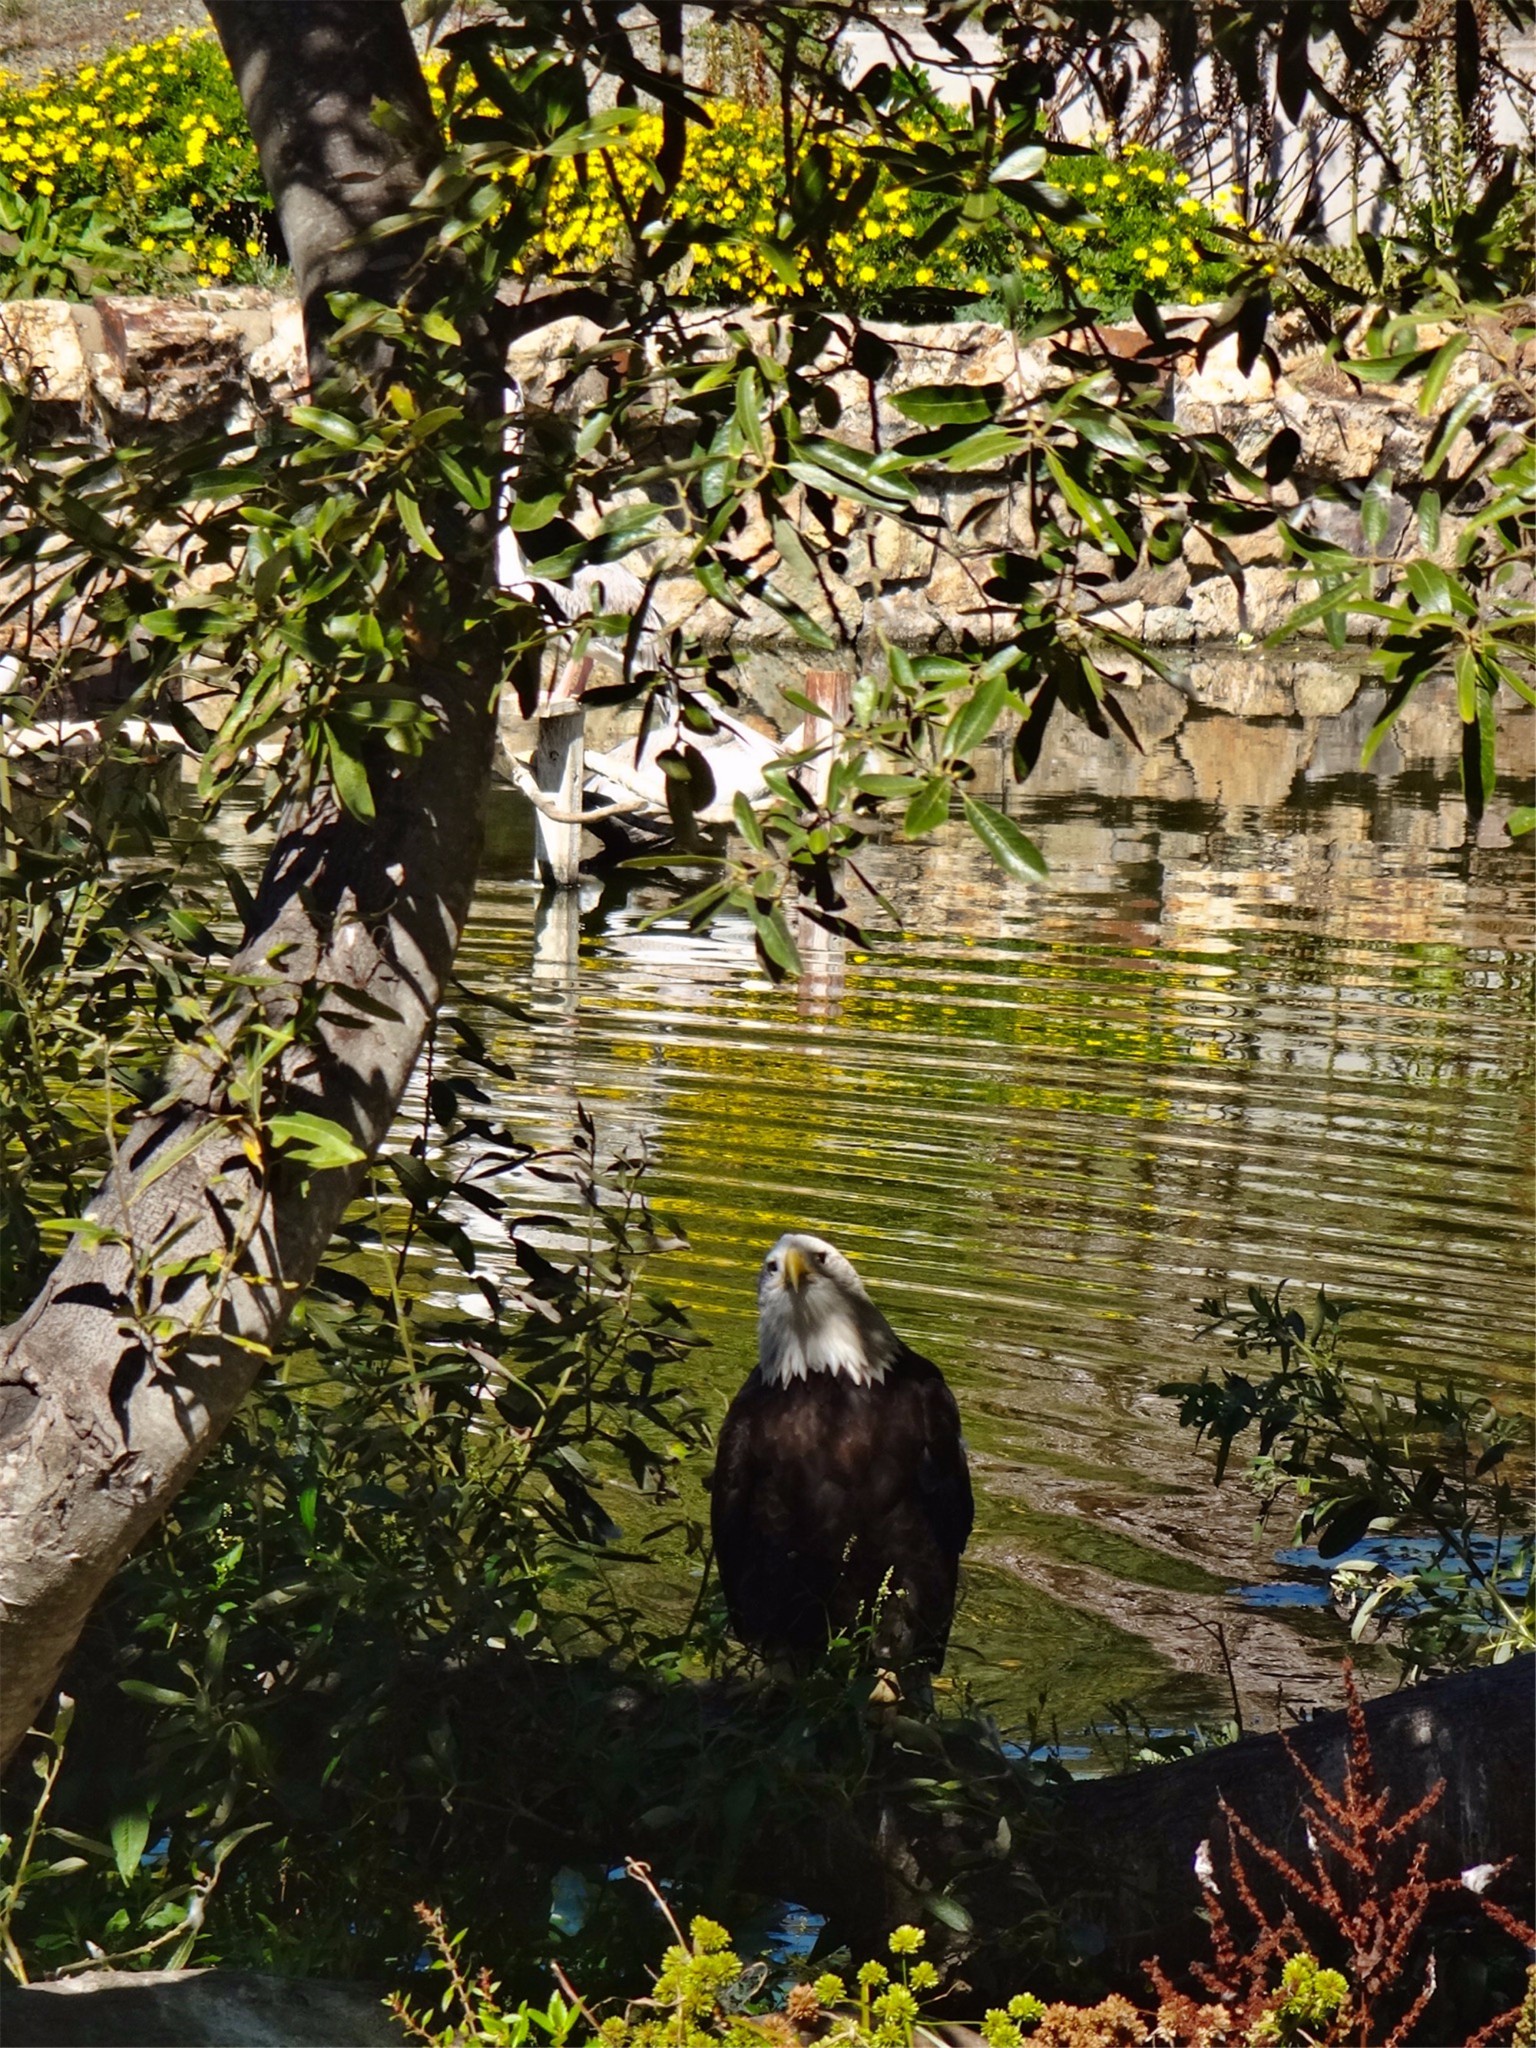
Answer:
781, 1244, 811, 1292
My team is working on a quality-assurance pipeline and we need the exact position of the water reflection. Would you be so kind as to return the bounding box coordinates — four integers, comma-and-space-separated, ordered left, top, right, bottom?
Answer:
452, 672, 1534, 1736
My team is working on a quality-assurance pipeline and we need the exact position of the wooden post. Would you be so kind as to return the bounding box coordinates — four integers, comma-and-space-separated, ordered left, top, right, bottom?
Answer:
802, 668, 851, 805
532, 656, 592, 888
532, 880, 582, 987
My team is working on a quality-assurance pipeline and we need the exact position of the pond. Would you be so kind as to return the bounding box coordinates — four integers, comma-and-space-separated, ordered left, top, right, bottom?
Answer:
449, 665, 1534, 1746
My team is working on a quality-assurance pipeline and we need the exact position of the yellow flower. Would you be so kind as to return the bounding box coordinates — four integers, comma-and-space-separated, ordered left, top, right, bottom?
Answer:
1146, 257, 1169, 278
244, 238, 261, 258
36, 175, 54, 193
1175, 172, 1190, 186
1102, 172, 1120, 189
970, 274, 987, 290
139, 235, 156, 251
124, 7, 142, 17
1082, 181, 1097, 195
858, 262, 877, 281
1153, 237, 1170, 252
1148, 167, 1166, 184
1133, 244, 1148, 260
1083, 276, 1099, 291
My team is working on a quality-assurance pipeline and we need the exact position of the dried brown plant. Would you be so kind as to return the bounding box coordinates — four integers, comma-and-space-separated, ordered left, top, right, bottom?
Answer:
1146, 1662, 1533, 2048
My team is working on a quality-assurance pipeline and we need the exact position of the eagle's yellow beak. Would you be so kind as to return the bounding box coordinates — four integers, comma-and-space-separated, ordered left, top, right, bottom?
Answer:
781, 1244, 812, 1291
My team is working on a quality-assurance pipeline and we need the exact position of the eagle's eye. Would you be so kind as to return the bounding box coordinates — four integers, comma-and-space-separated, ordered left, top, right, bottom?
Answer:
815, 1250, 827, 1265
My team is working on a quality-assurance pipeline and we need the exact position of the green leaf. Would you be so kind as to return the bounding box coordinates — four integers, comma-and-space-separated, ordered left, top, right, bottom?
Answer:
1417, 332, 1468, 417
118, 1681, 193, 1708
1070, 409, 1146, 461
323, 723, 376, 822
961, 796, 1048, 881
1505, 806, 1536, 837
1455, 646, 1478, 724
990, 144, 1047, 184
856, 772, 924, 799
903, 777, 951, 836
1405, 560, 1468, 616
208, 1822, 270, 1874
1316, 1496, 1377, 1559
747, 902, 801, 977
925, 1890, 974, 1933
1360, 467, 1394, 550
291, 405, 363, 449
891, 382, 1006, 427
110, 1808, 151, 1886
731, 792, 765, 849
419, 309, 461, 344
944, 671, 1010, 760
267, 1112, 368, 1172
1343, 346, 1437, 383
1423, 382, 1489, 478
733, 365, 766, 459
1417, 489, 1441, 553
394, 490, 442, 559
437, 452, 492, 509
942, 425, 1021, 468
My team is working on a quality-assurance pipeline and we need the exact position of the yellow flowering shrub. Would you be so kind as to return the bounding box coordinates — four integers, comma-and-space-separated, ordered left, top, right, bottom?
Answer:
994, 140, 1246, 314
498, 101, 985, 306
0, 31, 1243, 314
0, 27, 269, 291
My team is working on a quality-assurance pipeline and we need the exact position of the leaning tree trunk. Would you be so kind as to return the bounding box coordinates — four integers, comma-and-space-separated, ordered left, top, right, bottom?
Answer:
0, 3, 504, 1770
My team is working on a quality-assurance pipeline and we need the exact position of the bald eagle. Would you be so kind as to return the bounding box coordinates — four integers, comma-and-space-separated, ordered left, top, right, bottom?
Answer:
710, 1233, 973, 1671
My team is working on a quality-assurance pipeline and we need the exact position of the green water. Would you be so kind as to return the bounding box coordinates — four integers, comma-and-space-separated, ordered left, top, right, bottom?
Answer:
445, 682, 1535, 1740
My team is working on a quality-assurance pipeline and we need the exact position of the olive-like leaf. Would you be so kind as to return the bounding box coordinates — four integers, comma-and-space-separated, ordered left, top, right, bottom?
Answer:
961, 795, 1048, 881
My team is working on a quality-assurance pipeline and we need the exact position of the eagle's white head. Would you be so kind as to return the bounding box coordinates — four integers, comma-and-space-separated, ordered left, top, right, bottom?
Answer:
757, 1232, 899, 1386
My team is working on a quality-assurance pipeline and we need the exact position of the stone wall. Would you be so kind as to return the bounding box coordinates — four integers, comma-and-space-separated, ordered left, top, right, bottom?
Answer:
2, 292, 1526, 668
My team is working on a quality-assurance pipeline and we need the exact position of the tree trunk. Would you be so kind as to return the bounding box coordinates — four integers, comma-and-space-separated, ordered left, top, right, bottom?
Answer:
204, 1, 440, 384
0, 2, 503, 1772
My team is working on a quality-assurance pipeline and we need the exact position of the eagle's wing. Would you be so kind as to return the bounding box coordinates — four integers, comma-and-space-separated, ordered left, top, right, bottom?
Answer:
903, 1345, 975, 1561
709, 1373, 779, 1641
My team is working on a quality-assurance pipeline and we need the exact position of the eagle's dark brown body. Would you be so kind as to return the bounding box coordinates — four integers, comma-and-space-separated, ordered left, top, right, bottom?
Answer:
710, 1346, 973, 1669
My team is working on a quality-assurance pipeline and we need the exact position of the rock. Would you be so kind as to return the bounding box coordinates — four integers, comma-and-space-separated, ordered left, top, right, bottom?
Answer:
1117, 677, 1188, 746
0, 1968, 407, 2047
1172, 331, 1276, 408
247, 299, 307, 396
1184, 574, 1242, 640
1304, 491, 1413, 556
95, 297, 269, 424
1185, 655, 1296, 718
1290, 398, 1391, 480
871, 515, 934, 582
1116, 559, 1190, 608
1082, 598, 1145, 639
862, 594, 944, 647
1184, 567, 1296, 640
922, 550, 997, 617
1183, 521, 1286, 570
1145, 602, 1196, 644
1178, 710, 1309, 809
1292, 662, 1361, 719
0, 301, 88, 405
